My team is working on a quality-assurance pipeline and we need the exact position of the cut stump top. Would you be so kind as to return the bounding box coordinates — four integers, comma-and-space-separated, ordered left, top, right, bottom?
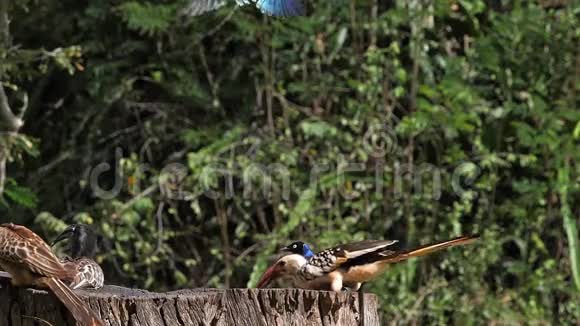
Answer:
0, 275, 379, 326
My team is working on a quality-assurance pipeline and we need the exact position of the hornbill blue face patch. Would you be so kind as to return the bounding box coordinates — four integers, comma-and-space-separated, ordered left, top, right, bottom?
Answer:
281, 241, 314, 259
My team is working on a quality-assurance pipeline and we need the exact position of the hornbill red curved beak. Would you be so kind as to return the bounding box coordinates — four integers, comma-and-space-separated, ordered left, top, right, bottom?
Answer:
257, 261, 285, 288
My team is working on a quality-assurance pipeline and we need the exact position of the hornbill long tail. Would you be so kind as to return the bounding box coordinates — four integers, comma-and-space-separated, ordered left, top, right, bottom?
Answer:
332, 235, 480, 291
382, 234, 479, 262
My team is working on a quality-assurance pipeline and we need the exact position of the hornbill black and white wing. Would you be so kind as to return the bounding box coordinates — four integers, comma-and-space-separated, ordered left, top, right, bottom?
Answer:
302, 240, 399, 279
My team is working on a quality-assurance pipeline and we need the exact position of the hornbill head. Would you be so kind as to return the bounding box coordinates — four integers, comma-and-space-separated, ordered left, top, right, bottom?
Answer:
52, 224, 98, 258
257, 254, 307, 288
280, 241, 314, 258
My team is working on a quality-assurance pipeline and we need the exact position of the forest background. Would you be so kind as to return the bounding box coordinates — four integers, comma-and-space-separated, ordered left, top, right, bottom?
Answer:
0, 0, 578, 324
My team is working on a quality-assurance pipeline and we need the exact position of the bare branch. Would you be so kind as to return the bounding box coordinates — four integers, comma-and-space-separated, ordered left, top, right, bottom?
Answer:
15, 90, 27, 119
22, 316, 55, 326
0, 0, 10, 49
0, 1, 20, 197
0, 152, 5, 195
0, 83, 23, 132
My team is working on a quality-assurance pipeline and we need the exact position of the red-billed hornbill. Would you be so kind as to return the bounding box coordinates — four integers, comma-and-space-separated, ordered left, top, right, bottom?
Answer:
258, 235, 479, 291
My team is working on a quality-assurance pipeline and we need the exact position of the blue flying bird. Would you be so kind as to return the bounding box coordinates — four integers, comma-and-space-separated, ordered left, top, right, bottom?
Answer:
185, 0, 304, 17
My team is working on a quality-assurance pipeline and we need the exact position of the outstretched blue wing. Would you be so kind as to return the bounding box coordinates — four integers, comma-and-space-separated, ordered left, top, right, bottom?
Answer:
255, 0, 304, 16
186, 0, 304, 17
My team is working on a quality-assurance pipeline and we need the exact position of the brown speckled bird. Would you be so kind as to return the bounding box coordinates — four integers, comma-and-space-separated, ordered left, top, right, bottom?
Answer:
0, 223, 103, 326
52, 224, 104, 290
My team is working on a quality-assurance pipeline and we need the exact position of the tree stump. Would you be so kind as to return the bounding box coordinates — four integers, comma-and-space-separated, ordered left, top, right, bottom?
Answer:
0, 275, 380, 326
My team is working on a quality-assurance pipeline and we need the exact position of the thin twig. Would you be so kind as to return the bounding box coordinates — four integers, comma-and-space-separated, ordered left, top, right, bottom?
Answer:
0, 0, 10, 48
214, 198, 231, 288
15, 91, 27, 119
272, 91, 314, 117
0, 151, 6, 195
34, 150, 73, 177
154, 201, 166, 254
0, 84, 23, 132
233, 242, 261, 266
197, 7, 237, 40
117, 184, 158, 214
406, 280, 447, 322
22, 316, 55, 326
370, 0, 378, 47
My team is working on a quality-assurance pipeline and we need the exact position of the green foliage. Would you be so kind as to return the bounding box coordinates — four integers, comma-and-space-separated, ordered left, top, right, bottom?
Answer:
2, 179, 38, 209
1, 0, 579, 324
116, 2, 177, 36
558, 161, 580, 291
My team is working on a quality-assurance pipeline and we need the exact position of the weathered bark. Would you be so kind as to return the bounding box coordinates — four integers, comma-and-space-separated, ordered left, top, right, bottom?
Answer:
0, 275, 380, 326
